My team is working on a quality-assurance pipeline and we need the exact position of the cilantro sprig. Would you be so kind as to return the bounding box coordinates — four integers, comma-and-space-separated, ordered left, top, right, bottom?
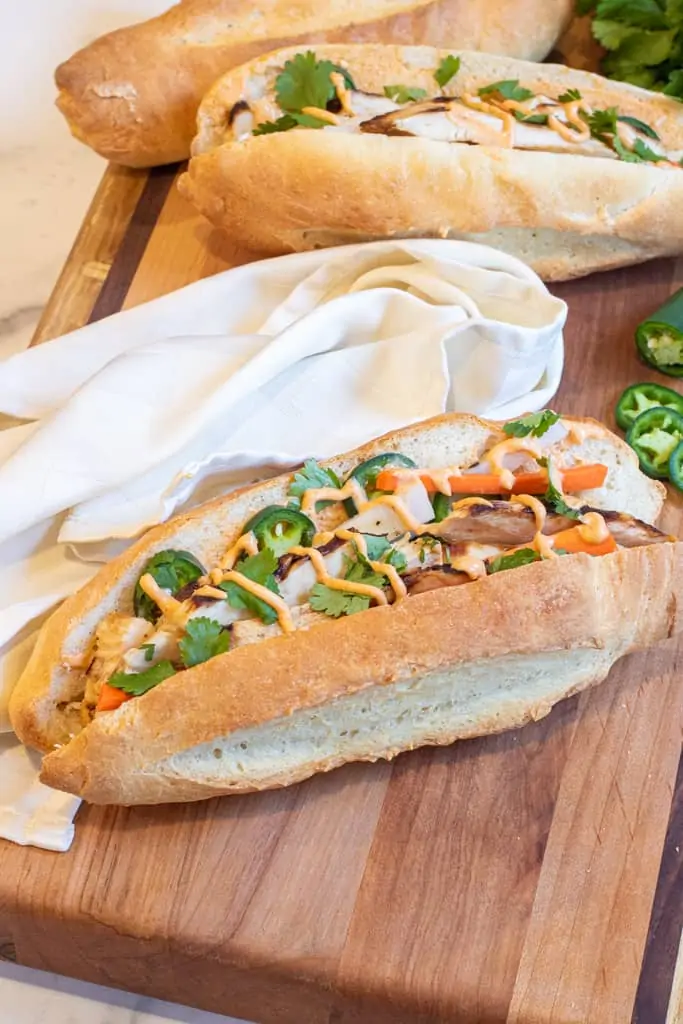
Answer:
503, 410, 560, 438
219, 548, 281, 625
253, 51, 356, 134
581, 0, 683, 98
479, 79, 535, 102
310, 555, 388, 618
537, 456, 583, 520
108, 660, 176, 696
179, 617, 230, 668
288, 458, 342, 509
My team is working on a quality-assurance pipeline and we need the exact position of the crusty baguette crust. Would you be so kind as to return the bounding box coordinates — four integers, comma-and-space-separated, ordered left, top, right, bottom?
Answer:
180, 45, 683, 280
9, 412, 667, 802
39, 542, 683, 804
55, 0, 572, 168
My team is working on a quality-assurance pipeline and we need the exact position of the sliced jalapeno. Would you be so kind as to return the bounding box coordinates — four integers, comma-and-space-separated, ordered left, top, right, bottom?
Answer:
134, 550, 205, 623
636, 288, 683, 378
243, 505, 315, 557
615, 382, 683, 431
669, 440, 683, 492
344, 452, 417, 515
626, 407, 683, 479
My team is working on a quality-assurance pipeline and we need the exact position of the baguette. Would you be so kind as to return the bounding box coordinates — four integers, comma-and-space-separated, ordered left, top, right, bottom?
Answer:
9, 411, 681, 806
179, 45, 683, 280
55, 0, 573, 168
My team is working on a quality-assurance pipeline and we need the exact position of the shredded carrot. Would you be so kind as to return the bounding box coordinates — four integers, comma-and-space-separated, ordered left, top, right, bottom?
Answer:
375, 464, 608, 496
96, 683, 132, 713
549, 527, 617, 557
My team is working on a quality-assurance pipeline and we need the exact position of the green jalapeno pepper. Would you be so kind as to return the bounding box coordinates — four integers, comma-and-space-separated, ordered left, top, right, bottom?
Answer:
242, 505, 316, 557
625, 407, 683, 479
134, 550, 205, 623
636, 288, 683, 377
343, 452, 417, 515
669, 440, 683, 492
615, 382, 683, 431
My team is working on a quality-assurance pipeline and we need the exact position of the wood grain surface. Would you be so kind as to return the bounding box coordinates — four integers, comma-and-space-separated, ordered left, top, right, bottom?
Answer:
1, 169, 683, 1024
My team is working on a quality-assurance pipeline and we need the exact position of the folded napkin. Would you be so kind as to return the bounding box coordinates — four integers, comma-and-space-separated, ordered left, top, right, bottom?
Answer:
0, 238, 567, 850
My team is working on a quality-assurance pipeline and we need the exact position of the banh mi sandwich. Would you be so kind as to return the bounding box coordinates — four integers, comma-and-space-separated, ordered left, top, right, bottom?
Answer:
54, 0, 573, 169
10, 411, 683, 806
180, 46, 683, 280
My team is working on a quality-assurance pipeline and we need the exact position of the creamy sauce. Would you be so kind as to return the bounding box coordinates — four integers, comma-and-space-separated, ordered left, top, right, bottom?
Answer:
290, 545, 388, 606
451, 496, 495, 511
212, 530, 259, 582
330, 72, 354, 116
485, 437, 545, 490
220, 569, 294, 633
334, 529, 408, 601
577, 511, 610, 545
563, 420, 606, 445
512, 494, 556, 559
461, 92, 515, 147
138, 574, 192, 628
194, 584, 229, 600
301, 106, 341, 126
449, 553, 487, 578
302, 478, 425, 534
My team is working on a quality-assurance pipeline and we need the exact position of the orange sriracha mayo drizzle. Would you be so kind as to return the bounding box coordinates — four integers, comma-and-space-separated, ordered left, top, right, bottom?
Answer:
301, 478, 427, 534
218, 570, 295, 633
289, 545, 389, 606
138, 573, 193, 629
210, 530, 259, 583
330, 72, 355, 115
511, 494, 556, 559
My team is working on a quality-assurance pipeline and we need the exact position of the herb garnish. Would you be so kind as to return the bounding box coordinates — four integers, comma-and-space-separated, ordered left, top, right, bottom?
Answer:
384, 84, 428, 104
503, 410, 560, 438
108, 661, 176, 696
434, 55, 461, 89
219, 548, 281, 625
253, 51, 356, 134
179, 618, 231, 668
288, 458, 342, 508
479, 80, 534, 102
487, 548, 540, 574
310, 556, 388, 618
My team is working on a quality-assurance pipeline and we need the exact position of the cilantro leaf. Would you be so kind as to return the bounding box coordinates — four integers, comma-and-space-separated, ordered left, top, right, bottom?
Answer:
614, 135, 644, 160
593, 19, 642, 49
179, 617, 230, 668
595, 0, 669, 30
479, 79, 534, 102
586, 106, 619, 140
558, 88, 583, 102
514, 112, 548, 124
434, 55, 461, 89
384, 84, 428, 104
618, 114, 660, 138
359, 534, 409, 571
140, 643, 155, 663
274, 51, 355, 115
609, 27, 677, 66
487, 548, 540, 575
503, 410, 560, 438
664, 69, 683, 97
289, 459, 341, 503
108, 661, 176, 696
253, 114, 300, 136
219, 548, 281, 625
309, 556, 387, 618
536, 455, 582, 520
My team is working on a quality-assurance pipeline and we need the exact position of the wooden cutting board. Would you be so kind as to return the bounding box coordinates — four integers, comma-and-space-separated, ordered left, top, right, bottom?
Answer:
1, 160, 683, 1024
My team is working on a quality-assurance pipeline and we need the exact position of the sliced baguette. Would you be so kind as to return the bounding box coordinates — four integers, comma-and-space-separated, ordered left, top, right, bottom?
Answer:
8, 412, 673, 804
180, 45, 683, 279
54, 0, 573, 168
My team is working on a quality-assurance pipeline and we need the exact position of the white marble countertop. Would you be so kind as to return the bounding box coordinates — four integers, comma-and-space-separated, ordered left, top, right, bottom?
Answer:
0, 2, 251, 1021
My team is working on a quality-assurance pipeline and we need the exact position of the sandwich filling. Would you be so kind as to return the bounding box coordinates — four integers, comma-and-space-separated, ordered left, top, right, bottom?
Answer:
227, 52, 683, 169
55, 410, 675, 738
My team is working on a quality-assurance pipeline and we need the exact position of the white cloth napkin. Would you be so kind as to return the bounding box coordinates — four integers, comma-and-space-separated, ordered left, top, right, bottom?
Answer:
0, 238, 567, 850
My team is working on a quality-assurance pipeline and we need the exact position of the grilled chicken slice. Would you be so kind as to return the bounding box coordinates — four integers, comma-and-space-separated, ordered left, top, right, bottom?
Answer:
402, 565, 470, 595
359, 97, 615, 158
428, 500, 671, 548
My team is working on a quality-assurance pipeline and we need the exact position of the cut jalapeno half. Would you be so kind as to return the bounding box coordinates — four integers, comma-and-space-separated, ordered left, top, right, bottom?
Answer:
615, 383, 683, 431
626, 406, 683, 480
636, 288, 683, 378
343, 452, 417, 515
134, 550, 205, 623
242, 505, 316, 557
